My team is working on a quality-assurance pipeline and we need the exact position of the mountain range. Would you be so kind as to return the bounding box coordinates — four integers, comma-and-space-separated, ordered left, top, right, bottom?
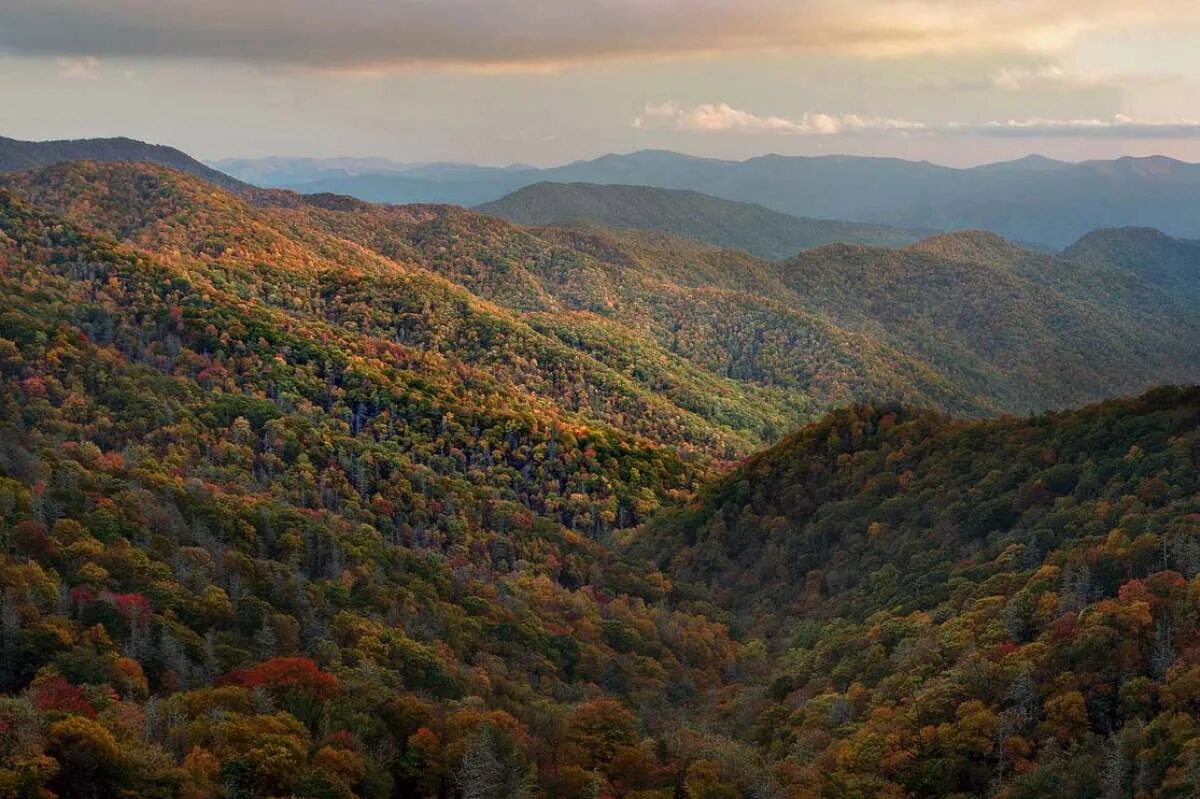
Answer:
9, 135, 1200, 249
1, 150, 1196, 434
0, 140, 1198, 798
209, 156, 447, 187
222, 148, 1200, 248
477, 182, 934, 258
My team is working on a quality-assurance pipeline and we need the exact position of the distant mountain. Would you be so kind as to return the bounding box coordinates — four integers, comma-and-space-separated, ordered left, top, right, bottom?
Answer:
209, 155, 422, 186
211, 155, 542, 188
288, 166, 533, 206
267, 149, 1200, 246
1063, 226, 1200, 298
477, 182, 933, 259
966, 152, 1073, 173
0, 135, 247, 190
25, 136, 1200, 247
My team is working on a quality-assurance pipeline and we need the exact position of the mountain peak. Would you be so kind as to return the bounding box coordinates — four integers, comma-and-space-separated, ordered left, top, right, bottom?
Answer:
0, 134, 247, 191
1063, 227, 1200, 285
1080, 154, 1194, 179
970, 153, 1069, 172
907, 229, 1025, 261
1070, 226, 1174, 246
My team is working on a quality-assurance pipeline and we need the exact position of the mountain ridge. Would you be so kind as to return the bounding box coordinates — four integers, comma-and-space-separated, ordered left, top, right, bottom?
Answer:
12, 135, 1200, 247
5, 158, 1197, 423
0, 135, 248, 191
477, 182, 935, 258
258, 146, 1200, 246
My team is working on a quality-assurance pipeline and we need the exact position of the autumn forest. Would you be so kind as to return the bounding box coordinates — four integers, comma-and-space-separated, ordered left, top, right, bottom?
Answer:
0, 137, 1197, 799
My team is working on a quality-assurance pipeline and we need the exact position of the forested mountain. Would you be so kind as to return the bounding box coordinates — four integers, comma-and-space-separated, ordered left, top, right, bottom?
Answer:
637, 386, 1200, 797
0, 169, 758, 798
0, 136, 247, 192
477, 183, 931, 259
6, 160, 1194, 425
262, 177, 1200, 417
12, 135, 1200, 249
1063, 227, 1200, 303
776, 232, 1200, 413
271, 148, 1200, 247
0, 159, 1198, 798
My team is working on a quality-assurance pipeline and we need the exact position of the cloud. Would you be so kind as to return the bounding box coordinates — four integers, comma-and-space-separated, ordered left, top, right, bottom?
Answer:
990, 65, 1109, 92
920, 63, 1184, 94
635, 103, 1200, 139
56, 56, 101, 80
1, 1, 1199, 71
635, 102, 924, 135
985, 64, 1180, 93
964, 115, 1200, 138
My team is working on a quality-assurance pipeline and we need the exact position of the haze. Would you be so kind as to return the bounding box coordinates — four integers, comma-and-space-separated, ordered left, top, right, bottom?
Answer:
2, 0, 1199, 165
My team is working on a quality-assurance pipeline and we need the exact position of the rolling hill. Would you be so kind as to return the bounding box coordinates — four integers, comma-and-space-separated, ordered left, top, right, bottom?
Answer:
284, 187, 1200, 418
773, 231, 1200, 412
1063, 226, 1200, 301
477, 182, 933, 259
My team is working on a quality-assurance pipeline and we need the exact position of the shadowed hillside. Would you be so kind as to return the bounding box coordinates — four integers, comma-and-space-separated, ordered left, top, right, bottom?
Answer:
636, 386, 1200, 797
0, 135, 247, 191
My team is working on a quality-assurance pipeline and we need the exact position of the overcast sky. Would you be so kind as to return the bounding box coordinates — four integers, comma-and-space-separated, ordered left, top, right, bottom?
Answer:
2, 0, 1199, 166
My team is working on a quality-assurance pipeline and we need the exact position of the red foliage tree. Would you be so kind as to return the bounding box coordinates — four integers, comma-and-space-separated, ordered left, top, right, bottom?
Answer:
219, 656, 338, 701
32, 675, 97, 719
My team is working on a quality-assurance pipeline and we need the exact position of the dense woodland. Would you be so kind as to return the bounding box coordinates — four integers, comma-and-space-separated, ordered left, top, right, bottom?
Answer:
0, 159, 1196, 798
640, 388, 1200, 797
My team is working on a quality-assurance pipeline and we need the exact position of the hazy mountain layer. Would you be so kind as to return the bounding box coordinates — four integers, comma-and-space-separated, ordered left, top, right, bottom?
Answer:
268, 148, 1200, 247
477, 182, 933, 259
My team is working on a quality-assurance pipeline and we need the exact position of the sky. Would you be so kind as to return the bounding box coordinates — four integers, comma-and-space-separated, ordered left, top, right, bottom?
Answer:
2, 0, 1200, 167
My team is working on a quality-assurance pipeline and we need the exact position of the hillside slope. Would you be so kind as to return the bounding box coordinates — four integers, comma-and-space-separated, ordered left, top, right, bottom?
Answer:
637, 386, 1200, 797
776, 231, 1200, 412
6, 161, 1198, 426
0, 179, 771, 798
477, 182, 932, 258
265, 189, 1200, 418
